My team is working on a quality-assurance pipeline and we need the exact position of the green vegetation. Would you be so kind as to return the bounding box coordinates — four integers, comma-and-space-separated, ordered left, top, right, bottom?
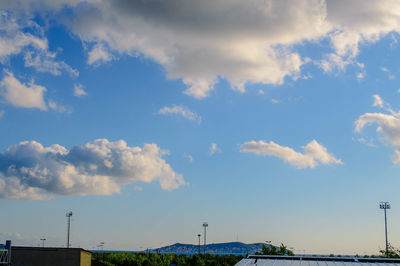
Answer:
92, 252, 244, 266
256, 243, 294, 256
380, 243, 400, 258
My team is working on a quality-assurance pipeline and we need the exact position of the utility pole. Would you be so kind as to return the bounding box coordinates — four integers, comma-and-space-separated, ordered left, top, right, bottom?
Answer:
202, 222, 208, 256
40, 238, 46, 248
380, 202, 391, 257
197, 234, 201, 255
66, 211, 73, 248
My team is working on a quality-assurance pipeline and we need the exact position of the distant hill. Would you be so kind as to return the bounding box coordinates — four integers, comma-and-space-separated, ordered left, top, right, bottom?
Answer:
152, 242, 268, 255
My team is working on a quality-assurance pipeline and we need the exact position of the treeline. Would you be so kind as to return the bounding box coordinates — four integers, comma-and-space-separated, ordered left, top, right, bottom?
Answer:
92, 252, 244, 266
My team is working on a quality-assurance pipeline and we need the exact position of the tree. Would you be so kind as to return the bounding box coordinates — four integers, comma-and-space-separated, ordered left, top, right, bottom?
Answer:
380, 243, 400, 258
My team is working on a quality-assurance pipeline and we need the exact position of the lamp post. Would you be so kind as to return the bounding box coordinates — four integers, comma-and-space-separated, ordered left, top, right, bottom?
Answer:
202, 222, 208, 256
380, 202, 391, 257
40, 238, 46, 248
66, 211, 73, 248
197, 234, 201, 255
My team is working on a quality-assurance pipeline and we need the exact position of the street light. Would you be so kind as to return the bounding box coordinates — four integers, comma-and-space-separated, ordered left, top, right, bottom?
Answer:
66, 211, 73, 248
380, 202, 391, 257
202, 222, 208, 256
40, 238, 46, 248
197, 234, 201, 255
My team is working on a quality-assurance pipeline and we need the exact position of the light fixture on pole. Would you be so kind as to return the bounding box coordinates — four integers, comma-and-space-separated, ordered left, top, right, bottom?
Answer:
40, 238, 46, 248
197, 234, 201, 255
202, 222, 208, 256
66, 211, 73, 248
380, 202, 391, 257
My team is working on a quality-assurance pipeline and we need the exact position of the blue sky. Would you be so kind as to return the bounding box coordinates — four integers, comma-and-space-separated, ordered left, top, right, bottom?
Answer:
1, 0, 400, 255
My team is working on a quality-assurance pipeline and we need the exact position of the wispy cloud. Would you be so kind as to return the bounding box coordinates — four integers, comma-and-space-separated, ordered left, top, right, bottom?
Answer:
158, 105, 201, 124
209, 143, 221, 155
73, 84, 87, 97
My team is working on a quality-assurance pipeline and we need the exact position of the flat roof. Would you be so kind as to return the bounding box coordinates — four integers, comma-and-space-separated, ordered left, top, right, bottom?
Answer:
12, 246, 92, 254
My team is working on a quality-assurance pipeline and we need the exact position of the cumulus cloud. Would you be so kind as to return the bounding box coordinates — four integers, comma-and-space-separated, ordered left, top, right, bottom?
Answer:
209, 143, 221, 155
0, 139, 185, 199
73, 84, 87, 97
158, 105, 201, 124
240, 139, 342, 168
24, 51, 79, 77
0, 70, 47, 110
87, 43, 113, 65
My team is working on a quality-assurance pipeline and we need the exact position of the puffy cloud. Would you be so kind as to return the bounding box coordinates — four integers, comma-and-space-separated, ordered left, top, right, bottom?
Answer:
158, 105, 201, 124
73, 84, 87, 97
240, 139, 342, 168
0, 139, 185, 200
0, 70, 47, 110
209, 143, 221, 155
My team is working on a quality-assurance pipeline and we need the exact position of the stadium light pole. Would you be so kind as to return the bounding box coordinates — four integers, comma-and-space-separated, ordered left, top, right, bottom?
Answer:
197, 234, 201, 255
66, 211, 73, 248
40, 238, 46, 248
380, 202, 391, 257
203, 222, 208, 256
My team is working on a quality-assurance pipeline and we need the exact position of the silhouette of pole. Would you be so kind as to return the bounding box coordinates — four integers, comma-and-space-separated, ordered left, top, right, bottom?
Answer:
66, 211, 73, 248
197, 234, 201, 255
40, 238, 46, 248
202, 222, 208, 256
380, 202, 390, 257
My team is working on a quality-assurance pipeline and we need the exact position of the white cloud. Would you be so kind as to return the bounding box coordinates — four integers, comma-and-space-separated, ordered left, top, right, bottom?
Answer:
209, 143, 221, 155
184, 153, 194, 163
87, 43, 113, 65
24, 51, 79, 77
0, 110, 4, 118
0, 139, 185, 200
240, 139, 342, 169
271, 99, 279, 104
0, 11, 77, 77
258, 90, 264, 95
3, 1, 400, 98
0, 70, 47, 110
48, 100, 71, 113
73, 84, 87, 97
158, 105, 201, 124
373, 94, 384, 108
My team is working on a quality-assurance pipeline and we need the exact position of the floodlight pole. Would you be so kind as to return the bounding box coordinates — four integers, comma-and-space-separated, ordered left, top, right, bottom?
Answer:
197, 234, 201, 255
380, 202, 390, 257
203, 222, 208, 256
40, 238, 46, 248
66, 211, 73, 248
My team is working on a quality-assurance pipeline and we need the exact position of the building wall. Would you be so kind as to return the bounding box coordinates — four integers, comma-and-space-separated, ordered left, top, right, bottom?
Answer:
11, 247, 91, 266
80, 250, 92, 266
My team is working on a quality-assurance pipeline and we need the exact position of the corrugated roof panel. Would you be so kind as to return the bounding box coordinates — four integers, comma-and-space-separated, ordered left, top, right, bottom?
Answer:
236, 259, 400, 266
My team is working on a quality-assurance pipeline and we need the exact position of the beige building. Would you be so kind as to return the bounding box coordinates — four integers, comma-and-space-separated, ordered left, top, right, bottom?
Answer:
11, 246, 91, 266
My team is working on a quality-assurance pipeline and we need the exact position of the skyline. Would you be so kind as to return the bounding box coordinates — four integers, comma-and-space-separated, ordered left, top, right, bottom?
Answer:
1, 0, 400, 255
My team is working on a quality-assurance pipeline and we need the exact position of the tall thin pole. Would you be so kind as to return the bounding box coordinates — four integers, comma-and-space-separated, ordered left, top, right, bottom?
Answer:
380, 202, 390, 257
197, 234, 201, 255
203, 222, 208, 256
66, 211, 73, 248
40, 238, 46, 248
384, 207, 388, 256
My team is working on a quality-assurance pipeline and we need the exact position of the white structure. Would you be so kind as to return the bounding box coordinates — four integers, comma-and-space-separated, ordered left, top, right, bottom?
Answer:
236, 255, 400, 265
